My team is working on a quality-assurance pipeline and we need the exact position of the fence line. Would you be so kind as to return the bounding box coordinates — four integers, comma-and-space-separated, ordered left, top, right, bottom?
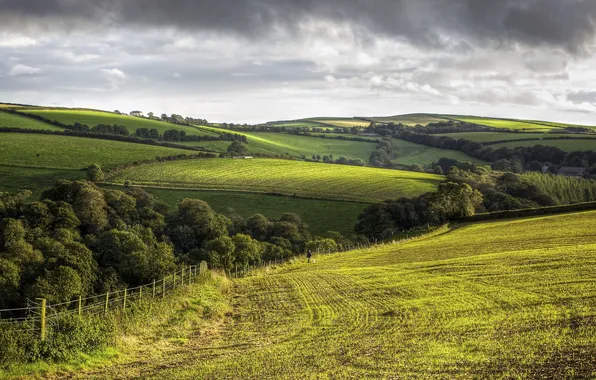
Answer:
0, 228, 440, 340
0, 261, 210, 340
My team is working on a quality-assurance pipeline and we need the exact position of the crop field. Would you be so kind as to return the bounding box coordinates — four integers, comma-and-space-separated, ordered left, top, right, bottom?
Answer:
22, 109, 210, 136
0, 111, 64, 131
491, 138, 596, 152
390, 138, 487, 165
446, 116, 560, 131
0, 133, 195, 170
108, 158, 443, 203
526, 120, 596, 130
113, 187, 367, 236
77, 210, 596, 378
0, 165, 86, 199
266, 120, 327, 128
0, 103, 25, 109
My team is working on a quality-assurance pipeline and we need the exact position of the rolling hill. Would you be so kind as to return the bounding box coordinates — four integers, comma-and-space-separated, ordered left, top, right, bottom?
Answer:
107, 158, 443, 203
0, 111, 64, 131
68, 210, 596, 378
19, 109, 214, 136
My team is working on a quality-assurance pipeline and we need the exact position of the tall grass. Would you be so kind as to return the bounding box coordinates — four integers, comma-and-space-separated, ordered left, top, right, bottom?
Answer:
521, 172, 596, 204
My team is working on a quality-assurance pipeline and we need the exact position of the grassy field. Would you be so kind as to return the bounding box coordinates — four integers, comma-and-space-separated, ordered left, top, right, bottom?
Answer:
71, 210, 596, 378
367, 114, 450, 126
109, 186, 367, 236
491, 139, 596, 152
0, 165, 87, 199
0, 111, 64, 131
445, 116, 560, 131
0, 133, 196, 170
309, 118, 371, 128
188, 126, 378, 161
266, 120, 327, 128
0, 103, 26, 109
21, 109, 210, 136
108, 158, 443, 203
390, 138, 487, 165
434, 132, 553, 143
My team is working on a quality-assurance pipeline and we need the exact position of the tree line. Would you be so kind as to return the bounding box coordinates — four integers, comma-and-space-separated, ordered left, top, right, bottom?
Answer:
0, 181, 360, 311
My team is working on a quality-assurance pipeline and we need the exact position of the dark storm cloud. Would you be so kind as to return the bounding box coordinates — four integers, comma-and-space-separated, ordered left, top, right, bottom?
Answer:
2, 0, 596, 54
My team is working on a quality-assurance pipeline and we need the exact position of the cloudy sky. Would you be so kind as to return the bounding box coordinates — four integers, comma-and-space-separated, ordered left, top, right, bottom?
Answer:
1, 0, 596, 124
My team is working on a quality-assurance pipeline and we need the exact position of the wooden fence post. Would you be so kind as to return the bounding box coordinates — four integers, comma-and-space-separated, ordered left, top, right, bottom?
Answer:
181, 267, 185, 285
162, 278, 166, 299
78, 296, 82, 317
104, 292, 109, 316
139, 286, 143, 300
189, 267, 192, 285
173, 273, 177, 289
152, 279, 156, 298
123, 288, 127, 311
36, 298, 46, 341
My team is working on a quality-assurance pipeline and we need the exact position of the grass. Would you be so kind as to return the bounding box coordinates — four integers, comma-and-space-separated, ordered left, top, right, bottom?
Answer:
434, 132, 554, 143
367, 114, 450, 126
0, 133, 197, 170
491, 139, 596, 152
21, 109, 210, 136
0, 111, 64, 131
446, 116, 560, 131
308, 118, 371, 128
390, 138, 487, 165
0, 104, 26, 109
65, 210, 596, 378
114, 186, 368, 236
0, 165, 87, 199
107, 158, 443, 203
188, 126, 378, 161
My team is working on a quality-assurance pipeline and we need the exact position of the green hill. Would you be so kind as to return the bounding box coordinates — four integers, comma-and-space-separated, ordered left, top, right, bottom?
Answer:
108, 158, 443, 203
0, 133, 197, 170
21, 109, 213, 136
71, 210, 596, 378
0, 111, 64, 131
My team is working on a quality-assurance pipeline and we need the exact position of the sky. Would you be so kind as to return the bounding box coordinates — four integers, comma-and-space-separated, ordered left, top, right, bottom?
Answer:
1, 0, 596, 124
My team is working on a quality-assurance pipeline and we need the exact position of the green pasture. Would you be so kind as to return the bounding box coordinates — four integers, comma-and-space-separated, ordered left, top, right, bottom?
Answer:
367, 114, 449, 126
22, 109, 210, 136
0, 103, 26, 109
0, 111, 64, 131
308, 117, 370, 128
446, 116, 560, 131
490, 138, 596, 152
108, 158, 443, 203
0, 133, 196, 170
0, 165, 86, 199
76, 210, 596, 378
390, 138, 487, 165
188, 126, 378, 161
110, 186, 367, 236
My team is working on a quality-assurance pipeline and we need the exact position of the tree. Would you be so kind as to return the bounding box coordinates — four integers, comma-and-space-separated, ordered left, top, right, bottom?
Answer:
232, 234, 262, 267
306, 238, 337, 253
227, 141, 248, 155
206, 236, 235, 270
87, 164, 105, 182
27, 266, 83, 304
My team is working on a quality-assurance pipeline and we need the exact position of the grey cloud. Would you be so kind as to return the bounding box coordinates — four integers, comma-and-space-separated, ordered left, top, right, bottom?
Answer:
567, 90, 596, 104
2, 0, 596, 54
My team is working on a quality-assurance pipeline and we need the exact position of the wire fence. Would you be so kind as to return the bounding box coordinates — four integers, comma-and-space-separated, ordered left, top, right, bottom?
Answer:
0, 226, 440, 340
0, 261, 210, 339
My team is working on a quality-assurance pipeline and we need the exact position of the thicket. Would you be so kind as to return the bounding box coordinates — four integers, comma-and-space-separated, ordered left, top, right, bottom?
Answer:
0, 181, 355, 312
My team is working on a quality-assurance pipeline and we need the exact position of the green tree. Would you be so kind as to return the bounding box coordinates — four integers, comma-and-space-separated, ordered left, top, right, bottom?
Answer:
27, 266, 83, 304
227, 141, 248, 155
87, 164, 105, 182
232, 234, 262, 267
206, 236, 235, 270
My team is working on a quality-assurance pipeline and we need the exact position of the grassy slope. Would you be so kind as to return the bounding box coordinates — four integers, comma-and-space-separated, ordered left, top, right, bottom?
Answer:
308, 118, 370, 128
446, 116, 560, 131
118, 187, 367, 236
0, 111, 64, 131
0, 166, 87, 199
0, 133, 196, 170
191, 126, 378, 161
434, 132, 554, 142
390, 138, 487, 165
108, 158, 443, 203
75, 210, 596, 378
491, 139, 596, 152
23, 109, 209, 136
367, 114, 449, 126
